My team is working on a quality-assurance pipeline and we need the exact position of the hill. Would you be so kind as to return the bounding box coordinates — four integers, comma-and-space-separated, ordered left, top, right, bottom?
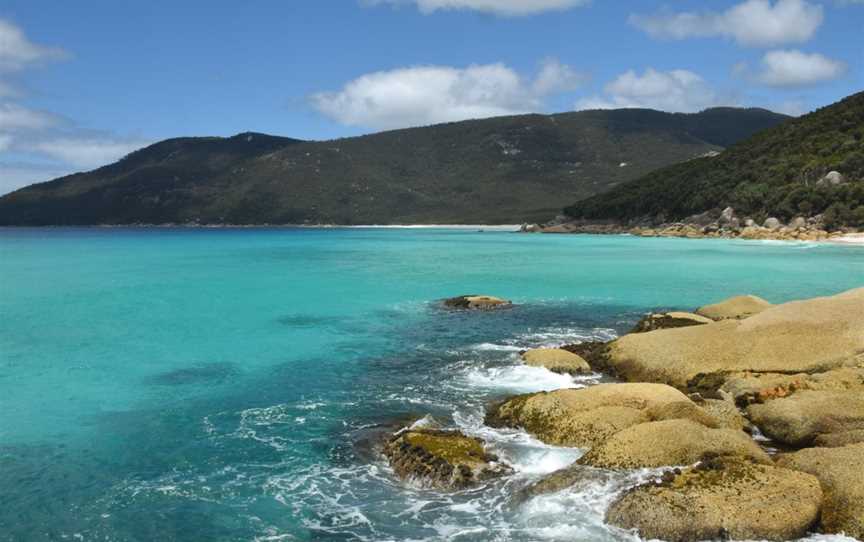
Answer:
563, 92, 864, 229
0, 108, 788, 226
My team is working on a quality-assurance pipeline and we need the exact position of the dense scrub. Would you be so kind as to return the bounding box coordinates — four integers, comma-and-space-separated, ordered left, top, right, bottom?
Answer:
565, 92, 864, 228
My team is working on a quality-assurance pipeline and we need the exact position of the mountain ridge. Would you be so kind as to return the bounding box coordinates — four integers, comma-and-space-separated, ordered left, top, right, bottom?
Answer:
0, 107, 789, 226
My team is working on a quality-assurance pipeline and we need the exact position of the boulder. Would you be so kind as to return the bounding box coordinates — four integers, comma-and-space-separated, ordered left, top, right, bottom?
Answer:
696, 398, 751, 431
606, 457, 822, 542
719, 206, 735, 223
720, 367, 864, 406
747, 390, 864, 447
644, 401, 721, 428
485, 383, 690, 447
578, 419, 770, 469
605, 288, 864, 389
695, 294, 772, 321
814, 429, 864, 447
520, 348, 591, 375
442, 295, 511, 310
516, 464, 616, 502
777, 443, 864, 538
818, 171, 847, 186
789, 216, 807, 229
383, 428, 512, 490
764, 217, 783, 230
630, 311, 712, 333
578, 420, 771, 469
744, 218, 756, 227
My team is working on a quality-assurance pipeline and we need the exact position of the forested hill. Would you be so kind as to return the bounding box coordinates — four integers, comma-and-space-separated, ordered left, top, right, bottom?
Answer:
0, 107, 788, 225
564, 91, 864, 229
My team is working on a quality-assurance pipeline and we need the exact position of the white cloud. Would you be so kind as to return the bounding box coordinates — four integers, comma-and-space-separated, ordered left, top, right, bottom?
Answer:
312, 60, 584, 129
0, 102, 62, 131
629, 0, 823, 47
30, 137, 149, 169
754, 49, 846, 86
0, 18, 67, 72
576, 68, 730, 113
366, 0, 590, 16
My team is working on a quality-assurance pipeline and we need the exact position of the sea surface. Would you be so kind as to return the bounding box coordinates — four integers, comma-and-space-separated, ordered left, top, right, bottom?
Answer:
1, 227, 862, 542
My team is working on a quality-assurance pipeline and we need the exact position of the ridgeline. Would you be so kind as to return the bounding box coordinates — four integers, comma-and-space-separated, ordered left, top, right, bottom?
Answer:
0, 107, 787, 226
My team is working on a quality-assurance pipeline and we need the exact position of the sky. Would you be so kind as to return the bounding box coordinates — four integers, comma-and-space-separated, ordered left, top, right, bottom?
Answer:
0, 0, 861, 195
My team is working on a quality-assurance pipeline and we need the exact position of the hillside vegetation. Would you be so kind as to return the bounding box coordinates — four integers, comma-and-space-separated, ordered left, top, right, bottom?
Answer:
564, 92, 864, 228
0, 108, 788, 225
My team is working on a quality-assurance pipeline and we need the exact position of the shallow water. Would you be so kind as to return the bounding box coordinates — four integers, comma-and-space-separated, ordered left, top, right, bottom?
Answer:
1, 228, 862, 541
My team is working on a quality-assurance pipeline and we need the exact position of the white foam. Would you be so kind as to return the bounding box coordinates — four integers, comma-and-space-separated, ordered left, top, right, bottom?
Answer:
461, 365, 591, 394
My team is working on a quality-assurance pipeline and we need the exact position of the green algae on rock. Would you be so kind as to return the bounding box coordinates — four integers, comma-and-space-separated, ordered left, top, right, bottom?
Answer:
384, 428, 512, 490
606, 457, 822, 542
441, 295, 512, 310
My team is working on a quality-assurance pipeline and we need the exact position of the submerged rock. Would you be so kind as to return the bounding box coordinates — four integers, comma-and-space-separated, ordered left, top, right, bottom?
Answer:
485, 383, 690, 447
605, 287, 864, 389
630, 311, 712, 333
383, 428, 512, 490
695, 294, 772, 321
606, 457, 822, 542
747, 390, 864, 447
520, 348, 591, 374
441, 295, 512, 310
577, 419, 770, 469
777, 443, 864, 539
515, 464, 617, 502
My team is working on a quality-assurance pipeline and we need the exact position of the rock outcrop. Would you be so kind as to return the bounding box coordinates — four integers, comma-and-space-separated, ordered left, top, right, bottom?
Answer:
606, 457, 822, 542
577, 419, 770, 469
441, 295, 512, 310
604, 287, 864, 389
719, 367, 864, 406
384, 428, 512, 490
747, 390, 864, 447
695, 294, 772, 320
485, 383, 691, 447
777, 443, 864, 539
630, 311, 712, 333
520, 348, 591, 374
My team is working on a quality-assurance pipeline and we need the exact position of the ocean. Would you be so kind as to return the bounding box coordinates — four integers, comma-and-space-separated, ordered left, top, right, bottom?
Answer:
1, 227, 862, 542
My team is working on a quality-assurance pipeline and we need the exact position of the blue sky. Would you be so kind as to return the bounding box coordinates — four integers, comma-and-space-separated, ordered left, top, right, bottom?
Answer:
0, 0, 861, 194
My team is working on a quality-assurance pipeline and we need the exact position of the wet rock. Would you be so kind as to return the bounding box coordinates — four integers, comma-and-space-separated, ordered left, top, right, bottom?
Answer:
515, 464, 616, 502
630, 311, 712, 333
606, 457, 822, 542
776, 443, 864, 538
559, 341, 608, 368
605, 287, 864, 389
578, 419, 770, 469
747, 390, 864, 447
441, 295, 512, 310
485, 383, 691, 447
383, 428, 512, 490
695, 294, 772, 321
520, 348, 591, 375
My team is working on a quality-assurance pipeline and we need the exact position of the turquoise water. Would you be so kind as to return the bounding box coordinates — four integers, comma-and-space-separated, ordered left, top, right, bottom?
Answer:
1, 228, 862, 541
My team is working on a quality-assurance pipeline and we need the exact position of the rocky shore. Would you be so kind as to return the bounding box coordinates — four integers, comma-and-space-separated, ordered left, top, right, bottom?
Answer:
378, 289, 864, 541
523, 206, 862, 243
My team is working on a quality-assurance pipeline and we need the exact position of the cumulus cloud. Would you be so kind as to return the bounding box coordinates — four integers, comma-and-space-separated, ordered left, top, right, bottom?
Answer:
753, 49, 846, 86
312, 59, 585, 129
629, 0, 823, 47
366, 0, 590, 16
576, 68, 731, 113
0, 18, 67, 72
